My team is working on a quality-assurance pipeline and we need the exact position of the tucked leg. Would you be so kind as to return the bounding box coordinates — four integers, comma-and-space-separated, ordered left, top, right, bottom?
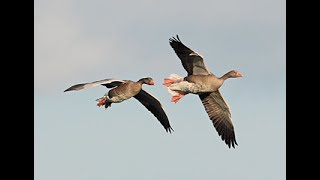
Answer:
96, 97, 107, 107
171, 93, 186, 103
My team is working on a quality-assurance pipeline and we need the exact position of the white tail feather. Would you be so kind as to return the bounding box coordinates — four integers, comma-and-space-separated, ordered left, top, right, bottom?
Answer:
165, 73, 184, 95
168, 74, 183, 82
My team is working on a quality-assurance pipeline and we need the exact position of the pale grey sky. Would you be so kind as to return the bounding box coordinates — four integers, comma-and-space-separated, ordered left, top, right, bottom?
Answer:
35, 0, 285, 179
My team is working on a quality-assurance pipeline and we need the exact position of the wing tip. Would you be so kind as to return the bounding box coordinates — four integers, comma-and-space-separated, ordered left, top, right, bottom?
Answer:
226, 135, 238, 149
63, 85, 82, 92
166, 126, 174, 133
64, 88, 72, 92
169, 34, 182, 43
216, 125, 238, 148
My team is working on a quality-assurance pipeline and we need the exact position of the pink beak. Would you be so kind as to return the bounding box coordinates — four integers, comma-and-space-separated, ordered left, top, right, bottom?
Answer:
149, 80, 155, 85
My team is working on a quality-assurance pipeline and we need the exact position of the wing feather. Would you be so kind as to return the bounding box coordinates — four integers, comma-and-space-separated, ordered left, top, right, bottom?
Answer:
199, 90, 238, 148
64, 79, 125, 92
134, 90, 173, 133
169, 35, 210, 75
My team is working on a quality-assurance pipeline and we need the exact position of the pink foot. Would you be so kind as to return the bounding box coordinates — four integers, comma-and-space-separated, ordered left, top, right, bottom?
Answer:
163, 78, 175, 87
171, 93, 185, 103
97, 97, 106, 107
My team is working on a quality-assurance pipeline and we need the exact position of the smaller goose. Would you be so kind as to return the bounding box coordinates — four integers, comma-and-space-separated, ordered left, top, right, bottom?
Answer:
64, 77, 173, 133
164, 35, 242, 148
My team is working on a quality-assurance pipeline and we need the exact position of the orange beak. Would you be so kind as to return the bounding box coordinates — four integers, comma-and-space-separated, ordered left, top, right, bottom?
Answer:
149, 80, 155, 85
236, 72, 243, 77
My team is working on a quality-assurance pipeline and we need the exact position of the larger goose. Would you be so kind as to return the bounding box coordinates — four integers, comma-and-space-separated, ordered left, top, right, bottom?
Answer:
65, 77, 173, 133
163, 35, 242, 148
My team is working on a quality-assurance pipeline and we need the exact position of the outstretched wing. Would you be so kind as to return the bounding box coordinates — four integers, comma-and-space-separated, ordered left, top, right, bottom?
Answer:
134, 90, 173, 133
199, 90, 238, 148
64, 79, 125, 92
169, 35, 210, 75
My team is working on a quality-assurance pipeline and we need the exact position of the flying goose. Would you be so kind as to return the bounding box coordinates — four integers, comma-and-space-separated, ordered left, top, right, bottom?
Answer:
163, 35, 242, 147
65, 77, 173, 133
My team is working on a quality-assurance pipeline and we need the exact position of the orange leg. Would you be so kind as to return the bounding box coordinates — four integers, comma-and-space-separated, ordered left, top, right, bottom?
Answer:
97, 97, 107, 107
171, 93, 185, 103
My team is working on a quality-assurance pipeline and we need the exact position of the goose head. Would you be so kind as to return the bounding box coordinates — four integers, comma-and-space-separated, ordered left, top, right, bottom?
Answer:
221, 70, 243, 80
138, 77, 155, 85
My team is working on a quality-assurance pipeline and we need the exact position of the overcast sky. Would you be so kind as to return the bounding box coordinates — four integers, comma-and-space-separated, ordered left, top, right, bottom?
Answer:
35, 0, 285, 179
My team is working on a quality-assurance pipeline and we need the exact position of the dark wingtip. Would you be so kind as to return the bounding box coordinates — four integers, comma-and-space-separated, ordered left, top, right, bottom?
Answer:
166, 127, 174, 133
222, 131, 238, 148
233, 139, 238, 148
64, 88, 71, 92
228, 139, 238, 149
169, 34, 181, 43
64, 86, 77, 92
63, 84, 85, 92
176, 34, 180, 41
